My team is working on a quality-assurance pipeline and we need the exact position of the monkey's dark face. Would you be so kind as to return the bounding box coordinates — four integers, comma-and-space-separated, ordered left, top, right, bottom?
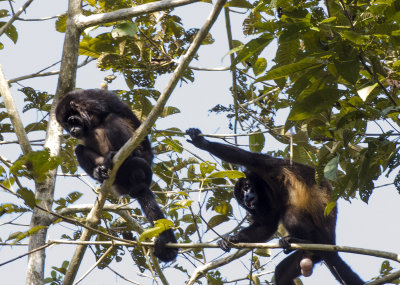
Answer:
238, 179, 258, 210
243, 181, 258, 209
65, 114, 88, 139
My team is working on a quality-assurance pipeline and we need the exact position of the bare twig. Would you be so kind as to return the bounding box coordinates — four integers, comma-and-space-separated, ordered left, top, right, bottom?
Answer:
74, 245, 115, 285
186, 249, 251, 285
8, 58, 95, 83
0, 241, 54, 267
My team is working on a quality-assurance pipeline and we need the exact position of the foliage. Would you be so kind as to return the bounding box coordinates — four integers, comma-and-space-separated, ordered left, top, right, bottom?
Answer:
212, 0, 400, 203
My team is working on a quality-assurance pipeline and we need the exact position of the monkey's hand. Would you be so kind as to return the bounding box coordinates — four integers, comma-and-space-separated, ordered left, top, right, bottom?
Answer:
186, 128, 208, 149
279, 236, 312, 254
93, 165, 109, 182
217, 234, 237, 253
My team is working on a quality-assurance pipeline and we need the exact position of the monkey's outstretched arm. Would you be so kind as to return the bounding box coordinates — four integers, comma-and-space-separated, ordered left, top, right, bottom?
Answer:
186, 128, 275, 171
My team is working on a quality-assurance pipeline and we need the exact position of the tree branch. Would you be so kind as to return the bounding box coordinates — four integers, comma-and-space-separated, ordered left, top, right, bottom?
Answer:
0, 0, 34, 37
367, 269, 400, 285
186, 249, 251, 285
26, 0, 83, 283
8, 58, 95, 84
76, 0, 201, 30
0, 64, 32, 155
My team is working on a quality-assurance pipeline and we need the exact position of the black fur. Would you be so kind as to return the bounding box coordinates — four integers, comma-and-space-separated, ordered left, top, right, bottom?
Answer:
56, 89, 178, 262
186, 128, 363, 285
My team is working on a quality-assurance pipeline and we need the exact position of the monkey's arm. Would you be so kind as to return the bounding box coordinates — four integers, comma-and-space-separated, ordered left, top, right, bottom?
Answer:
218, 220, 278, 252
186, 128, 276, 171
75, 145, 108, 181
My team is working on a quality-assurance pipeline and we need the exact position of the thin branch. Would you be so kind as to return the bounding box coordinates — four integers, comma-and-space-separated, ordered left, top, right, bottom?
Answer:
367, 269, 400, 285
21, 240, 393, 264
35, 204, 138, 246
0, 241, 54, 267
0, 64, 32, 155
74, 245, 115, 285
17, 15, 61, 21
106, 266, 140, 285
240, 87, 280, 108
186, 249, 251, 285
172, 59, 231, 71
0, 0, 34, 37
8, 58, 95, 84
224, 7, 239, 142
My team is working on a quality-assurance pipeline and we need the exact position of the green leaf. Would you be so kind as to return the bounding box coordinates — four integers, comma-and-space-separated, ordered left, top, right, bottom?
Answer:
319, 17, 336, 24
111, 22, 138, 38
207, 170, 245, 179
234, 34, 273, 64
206, 214, 229, 231
225, 0, 253, 9
200, 162, 217, 176
16, 188, 36, 209
253, 58, 267, 76
0, 22, 17, 43
11, 149, 60, 183
0, 203, 29, 216
55, 14, 67, 33
324, 155, 339, 182
139, 219, 174, 241
249, 132, 265, 152
288, 88, 342, 121
255, 248, 271, 257
341, 31, 369, 45
257, 57, 322, 81
7, 226, 46, 244
162, 139, 183, 153
0, 10, 9, 18
173, 199, 193, 209
357, 83, 378, 101
324, 201, 337, 216
161, 106, 180, 118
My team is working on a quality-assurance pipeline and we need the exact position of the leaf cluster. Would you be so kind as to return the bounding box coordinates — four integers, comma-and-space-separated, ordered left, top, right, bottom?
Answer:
213, 0, 400, 202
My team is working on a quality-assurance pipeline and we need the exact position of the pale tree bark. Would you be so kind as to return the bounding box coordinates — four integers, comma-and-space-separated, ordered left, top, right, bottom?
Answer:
0, 65, 32, 155
26, 0, 82, 283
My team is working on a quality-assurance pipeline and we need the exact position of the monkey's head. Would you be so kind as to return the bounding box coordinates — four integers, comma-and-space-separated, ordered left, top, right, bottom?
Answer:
235, 177, 259, 211
56, 93, 91, 139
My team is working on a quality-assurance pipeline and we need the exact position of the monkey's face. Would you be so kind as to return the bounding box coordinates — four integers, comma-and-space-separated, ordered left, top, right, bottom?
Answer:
65, 115, 87, 138
235, 178, 258, 211
242, 180, 258, 210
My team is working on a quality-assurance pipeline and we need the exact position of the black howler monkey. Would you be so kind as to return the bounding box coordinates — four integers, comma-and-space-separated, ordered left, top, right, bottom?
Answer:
56, 89, 178, 262
186, 128, 364, 285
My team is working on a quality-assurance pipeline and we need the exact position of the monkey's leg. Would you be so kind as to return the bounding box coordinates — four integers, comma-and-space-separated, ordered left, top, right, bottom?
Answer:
275, 251, 303, 285
75, 145, 107, 181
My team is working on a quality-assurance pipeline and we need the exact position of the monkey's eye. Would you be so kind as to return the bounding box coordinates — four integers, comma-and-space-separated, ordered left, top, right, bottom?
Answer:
68, 116, 79, 125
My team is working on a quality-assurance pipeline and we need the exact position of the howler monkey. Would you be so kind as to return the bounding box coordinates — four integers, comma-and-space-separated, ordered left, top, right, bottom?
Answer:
186, 128, 364, 285
56, 89, 178, 262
